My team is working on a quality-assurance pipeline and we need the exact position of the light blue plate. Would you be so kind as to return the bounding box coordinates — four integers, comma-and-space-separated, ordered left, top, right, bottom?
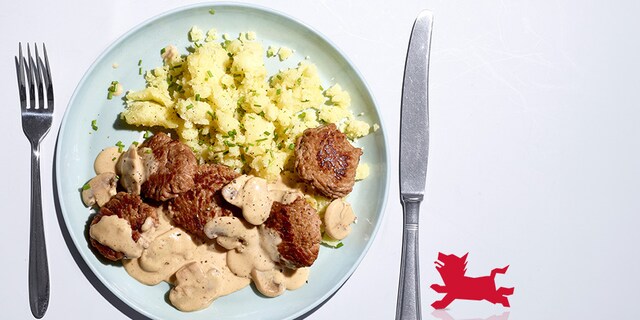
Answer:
55, 3, 388, 319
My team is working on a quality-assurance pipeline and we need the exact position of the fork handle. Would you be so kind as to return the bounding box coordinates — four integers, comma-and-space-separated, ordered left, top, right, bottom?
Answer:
396, 197, 422, 320
28, 142, 49, 318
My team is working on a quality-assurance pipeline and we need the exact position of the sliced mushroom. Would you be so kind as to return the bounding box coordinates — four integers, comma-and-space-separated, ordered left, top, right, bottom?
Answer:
221, 175, 272, 225
323, 199, 356, 240
204, 216, 250, 251
251, 269, 286, 298
169, 262, 222, 312
82, 172, 118, 207
116, 144, 156, 195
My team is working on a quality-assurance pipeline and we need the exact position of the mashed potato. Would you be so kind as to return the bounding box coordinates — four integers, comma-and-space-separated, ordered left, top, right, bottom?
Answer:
121, 30, 370, 181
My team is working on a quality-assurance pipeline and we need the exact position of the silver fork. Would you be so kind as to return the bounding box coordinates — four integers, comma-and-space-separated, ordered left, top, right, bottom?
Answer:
15, 43, 53, 319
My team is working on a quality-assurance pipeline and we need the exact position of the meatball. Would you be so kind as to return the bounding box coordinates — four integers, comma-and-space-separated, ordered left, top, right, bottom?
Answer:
89, 192, 157, 261
140, 132, 198, 201
168, 164, 240, 241
263, 197, 322, 269
294, 124, 362, 199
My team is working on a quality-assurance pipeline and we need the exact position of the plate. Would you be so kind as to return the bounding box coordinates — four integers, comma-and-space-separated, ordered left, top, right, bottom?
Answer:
55, 3, 389, 319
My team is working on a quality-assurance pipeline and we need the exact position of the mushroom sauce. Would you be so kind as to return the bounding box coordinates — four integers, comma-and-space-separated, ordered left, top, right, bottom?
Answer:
85, 145, 351, 311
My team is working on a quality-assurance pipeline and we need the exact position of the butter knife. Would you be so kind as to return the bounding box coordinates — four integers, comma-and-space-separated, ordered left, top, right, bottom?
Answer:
396, 10, 433, 320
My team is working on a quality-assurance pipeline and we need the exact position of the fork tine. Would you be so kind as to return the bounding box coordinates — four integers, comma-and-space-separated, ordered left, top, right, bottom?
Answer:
26, 44, 36, 110
42, 43, 54, 111
33, 44, 45, 111
16, 43, 27, 110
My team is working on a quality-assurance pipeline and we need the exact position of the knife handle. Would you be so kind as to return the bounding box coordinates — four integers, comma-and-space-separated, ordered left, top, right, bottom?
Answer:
396, 197, 422, 320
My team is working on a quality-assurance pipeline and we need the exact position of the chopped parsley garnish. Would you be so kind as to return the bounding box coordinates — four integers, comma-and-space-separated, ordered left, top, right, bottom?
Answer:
82, 183, 91, 190
186, 103, 194, 110
209, 8, 216, 15
143, 131, 152, 139
160, 47, 166, 55
91, 120, 98, 131
335, 242, 344, 249
276, 88, 281, 95
138, 59, 142, 66
195, 93, 201, 101
115, 141, 125, 153
207, 70, 214, 78
288, 143, 295, 150
107, 81, 119, 100
263, 131, 271, 136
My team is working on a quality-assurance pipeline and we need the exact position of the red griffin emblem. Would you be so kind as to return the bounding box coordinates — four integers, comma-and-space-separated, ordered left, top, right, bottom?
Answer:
430, 252, 514, 309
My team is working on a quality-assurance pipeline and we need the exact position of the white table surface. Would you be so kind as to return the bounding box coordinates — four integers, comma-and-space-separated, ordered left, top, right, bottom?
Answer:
2, 1, 639, 319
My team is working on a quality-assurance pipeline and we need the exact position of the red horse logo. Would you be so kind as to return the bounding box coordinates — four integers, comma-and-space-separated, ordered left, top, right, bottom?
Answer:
430, 252, 514, 309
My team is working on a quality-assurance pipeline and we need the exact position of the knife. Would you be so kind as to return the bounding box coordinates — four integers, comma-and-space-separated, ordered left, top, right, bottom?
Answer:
396, 10, 433, 320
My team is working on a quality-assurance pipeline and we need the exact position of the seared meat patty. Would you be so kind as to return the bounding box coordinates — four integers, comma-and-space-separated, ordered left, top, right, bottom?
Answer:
168, 164, 240, 241
294, 124, 362, 199
264, 197, 321, 269
90, 192, 157, 261
140, 132, 198, 201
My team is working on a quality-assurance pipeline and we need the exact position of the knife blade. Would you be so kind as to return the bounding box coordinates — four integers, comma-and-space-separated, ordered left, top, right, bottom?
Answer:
396, 10, 433, 320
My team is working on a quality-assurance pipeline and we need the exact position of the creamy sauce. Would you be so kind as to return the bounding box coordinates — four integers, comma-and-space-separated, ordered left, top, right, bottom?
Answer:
89, 215, 145, 258
94, 146, 122, 174
88, 166, 313, 310
222, 175, 303, 226
204, 203, 310, 298
123, 209, 249, 311
323, 198, 356, 240
205, 216, 276, 277
116, 144, 157, 195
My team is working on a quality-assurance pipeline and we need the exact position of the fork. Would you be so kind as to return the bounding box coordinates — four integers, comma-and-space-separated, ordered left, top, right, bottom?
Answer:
15, 43, 53, 319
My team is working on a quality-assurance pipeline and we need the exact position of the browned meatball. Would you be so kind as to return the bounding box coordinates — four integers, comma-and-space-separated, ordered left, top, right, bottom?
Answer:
140, 132, 198, 201
168, 164, 240, 241
264, 197, 321, 269
90, 192, 157, 261
294, 124, 363, 199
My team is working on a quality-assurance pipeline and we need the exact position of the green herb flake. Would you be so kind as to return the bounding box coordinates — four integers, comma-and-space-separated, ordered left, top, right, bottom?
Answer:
111, 157, 117, 161
335, 242, 344, 249
186, 103, 194, 110
195, 94, 201, 101
263, 131, 271, 136
160, 47, 166, 55
138, 59, 142, 66
82, 183, 91, 190
207, 70, 214, 78
276, 88, 281, 95
209, 8, 216, 15
132, 141, 139, 146
143, 131, 152, 139
116, 141, 125, 153
91, 120, 98, 131
288, 143, 295, 150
